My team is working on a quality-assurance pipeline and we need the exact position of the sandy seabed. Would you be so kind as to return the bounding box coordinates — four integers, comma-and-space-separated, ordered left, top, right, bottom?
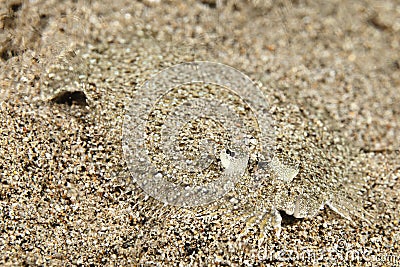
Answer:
0, 0, 399, 266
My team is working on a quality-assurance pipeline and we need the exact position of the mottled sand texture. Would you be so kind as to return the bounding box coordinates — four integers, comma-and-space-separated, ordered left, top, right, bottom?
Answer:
0, 0, 399, 266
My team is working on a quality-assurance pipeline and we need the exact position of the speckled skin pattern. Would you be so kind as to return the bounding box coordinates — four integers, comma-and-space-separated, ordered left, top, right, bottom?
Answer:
1, 0, 399, 265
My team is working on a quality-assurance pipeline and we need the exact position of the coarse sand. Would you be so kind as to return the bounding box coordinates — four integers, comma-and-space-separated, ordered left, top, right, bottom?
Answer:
0, 0, 399, 266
